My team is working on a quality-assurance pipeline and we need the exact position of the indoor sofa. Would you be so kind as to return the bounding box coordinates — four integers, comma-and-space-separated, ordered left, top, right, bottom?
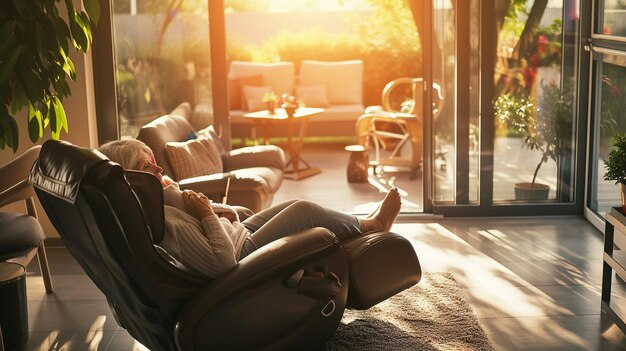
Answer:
137, 103, 285, 212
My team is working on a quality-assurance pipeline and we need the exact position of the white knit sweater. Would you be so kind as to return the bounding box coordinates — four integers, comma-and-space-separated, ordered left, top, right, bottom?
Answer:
158, 184, 249, 279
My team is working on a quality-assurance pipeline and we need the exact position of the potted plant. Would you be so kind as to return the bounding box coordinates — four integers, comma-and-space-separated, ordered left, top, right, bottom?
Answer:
0, 0, 99, 152
494, 81, 572, 200
280, 93, 300, 117
262, 91, 278, 114
603, 133, 626, 210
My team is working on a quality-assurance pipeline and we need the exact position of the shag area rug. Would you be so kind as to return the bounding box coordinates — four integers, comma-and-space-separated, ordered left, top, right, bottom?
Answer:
326, 272, 495, 351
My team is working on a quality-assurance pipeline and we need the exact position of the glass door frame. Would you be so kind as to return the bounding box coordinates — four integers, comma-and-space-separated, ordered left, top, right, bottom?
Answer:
585, 0, 626, 227
430, 0, 589, 216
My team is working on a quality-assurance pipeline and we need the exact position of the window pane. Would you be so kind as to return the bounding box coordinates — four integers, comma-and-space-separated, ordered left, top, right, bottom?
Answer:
600, 0, 626, 36
433, 1, 456, 204
493, 0, 577, 203
111, 0, 213, 138
590, 58, 626, 215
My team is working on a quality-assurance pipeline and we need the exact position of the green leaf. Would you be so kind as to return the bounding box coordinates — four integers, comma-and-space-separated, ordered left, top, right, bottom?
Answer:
83, 0, 100, 26
0, 108, 19, 152
54, 18, 71, 54
49, 97, 57, 133
18, 68, 43, 102
69, 10, 89, 51
12, 0, 26, 15
0, 46, 20, 85
0, 21, 17, 56
10, 79, 29, 114
77, 11, 92, 50
53, 96, 68, 133
28, 104, 44, 140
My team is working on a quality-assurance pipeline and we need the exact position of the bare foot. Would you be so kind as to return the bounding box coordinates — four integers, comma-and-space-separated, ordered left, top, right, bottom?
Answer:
360, 188, 401, 233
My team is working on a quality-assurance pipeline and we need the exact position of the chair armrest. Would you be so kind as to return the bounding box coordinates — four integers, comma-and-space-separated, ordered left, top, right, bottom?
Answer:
224, 145, 285, 171
176, 227, 338, 320
0, 180, 34, 208
178, 172, 268, 196
0, 146, 41, 194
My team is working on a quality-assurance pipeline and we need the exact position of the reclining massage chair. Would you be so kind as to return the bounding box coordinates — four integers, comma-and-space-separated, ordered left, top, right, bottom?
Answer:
29, 139, 422, 350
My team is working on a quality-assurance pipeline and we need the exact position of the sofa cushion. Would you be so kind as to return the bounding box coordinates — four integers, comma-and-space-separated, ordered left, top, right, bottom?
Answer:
295, 84, 330, 108
242, 85, 272, 111
299, 60, 363, 105
228, 75, 264, 110
229, 61, 295, 98
165, 138, 223, 180
196, 125, 225, 156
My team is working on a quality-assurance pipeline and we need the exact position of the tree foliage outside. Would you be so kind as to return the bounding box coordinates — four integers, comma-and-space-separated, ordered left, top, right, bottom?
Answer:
225, 0, 421, 106
0, 0, 100, 151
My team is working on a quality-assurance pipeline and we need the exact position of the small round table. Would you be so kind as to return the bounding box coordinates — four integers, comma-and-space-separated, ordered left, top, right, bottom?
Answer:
345, 145, 369, 183
0, 262, 28, 351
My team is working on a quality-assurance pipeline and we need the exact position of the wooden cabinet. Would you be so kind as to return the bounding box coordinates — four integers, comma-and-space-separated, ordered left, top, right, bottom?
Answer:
602, 207, 626, 332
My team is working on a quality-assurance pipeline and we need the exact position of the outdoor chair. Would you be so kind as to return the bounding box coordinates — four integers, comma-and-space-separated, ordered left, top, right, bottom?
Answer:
356, 77, 445, 178
0, 145, 53, 293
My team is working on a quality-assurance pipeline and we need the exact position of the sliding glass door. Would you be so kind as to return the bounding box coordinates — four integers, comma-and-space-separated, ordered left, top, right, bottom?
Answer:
587, 0, 626, 219
431, 0, 585, 216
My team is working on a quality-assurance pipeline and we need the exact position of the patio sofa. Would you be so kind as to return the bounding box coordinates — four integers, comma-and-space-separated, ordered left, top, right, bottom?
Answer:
228, 60, 364, 140
136, 103, 285, 212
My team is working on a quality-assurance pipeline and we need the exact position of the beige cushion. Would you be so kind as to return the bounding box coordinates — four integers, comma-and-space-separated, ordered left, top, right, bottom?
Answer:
165, 137, 223, 180
299, 60, 363, 105
295, 84, 330, 107
229, 61, 295, 100
196, 125, 225, 155
228, 75, 263, 110
242, 85, 272, 111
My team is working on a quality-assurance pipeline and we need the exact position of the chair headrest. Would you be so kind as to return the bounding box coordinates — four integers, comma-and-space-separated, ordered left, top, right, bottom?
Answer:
29, 140, 109, 204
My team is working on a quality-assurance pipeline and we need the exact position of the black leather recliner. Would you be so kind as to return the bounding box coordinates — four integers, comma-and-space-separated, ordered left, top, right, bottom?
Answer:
29, 140, 421, 351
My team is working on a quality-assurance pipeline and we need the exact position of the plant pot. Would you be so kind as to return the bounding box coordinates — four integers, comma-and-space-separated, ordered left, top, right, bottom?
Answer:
514, 182, 550, 201
284, 106, 297, 117
266, 101, 276, 114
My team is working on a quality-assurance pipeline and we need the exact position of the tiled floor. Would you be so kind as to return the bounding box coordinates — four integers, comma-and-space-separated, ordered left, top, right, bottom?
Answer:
10, 143, 626, 350
18, 217, 626, 350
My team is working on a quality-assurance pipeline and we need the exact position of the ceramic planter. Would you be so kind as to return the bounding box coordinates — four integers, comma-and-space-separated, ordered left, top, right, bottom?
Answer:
514, 182, 550, 201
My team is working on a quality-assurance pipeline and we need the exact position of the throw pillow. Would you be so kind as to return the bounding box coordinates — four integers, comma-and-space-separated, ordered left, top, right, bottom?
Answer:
242, 85, 272, 111
295, 84, 330, 107
197, 125, 225, 156
165, 138, 223, 180
228, 75, 264, 110
299, 60, 363, 105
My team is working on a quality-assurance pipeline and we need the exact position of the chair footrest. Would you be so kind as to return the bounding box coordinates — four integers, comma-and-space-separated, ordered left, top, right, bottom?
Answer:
342, 232, 421, 310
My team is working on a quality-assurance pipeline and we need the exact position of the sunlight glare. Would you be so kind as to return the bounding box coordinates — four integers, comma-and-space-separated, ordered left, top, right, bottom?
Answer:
86, 315, 106, 350
133, 340, 150, 351
477, 229, 507, 240
266, 0, 373, 12
37, 330, 60, 351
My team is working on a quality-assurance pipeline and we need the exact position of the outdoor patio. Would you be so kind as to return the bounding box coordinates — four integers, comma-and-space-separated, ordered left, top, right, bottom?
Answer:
270, 136, 601, 215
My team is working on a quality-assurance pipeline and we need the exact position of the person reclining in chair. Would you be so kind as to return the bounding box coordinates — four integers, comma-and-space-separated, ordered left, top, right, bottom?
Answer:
98, 140, 402, 280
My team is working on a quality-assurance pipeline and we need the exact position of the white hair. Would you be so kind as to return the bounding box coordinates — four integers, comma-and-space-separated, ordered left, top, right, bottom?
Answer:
97, 139, 153, 170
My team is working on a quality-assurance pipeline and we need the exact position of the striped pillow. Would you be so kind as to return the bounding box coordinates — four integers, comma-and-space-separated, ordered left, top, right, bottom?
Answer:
165, 138, 223, 180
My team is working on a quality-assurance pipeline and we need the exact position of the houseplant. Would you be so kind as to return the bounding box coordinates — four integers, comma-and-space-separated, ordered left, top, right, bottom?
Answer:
262, 91, 278, 114
494, 81, 572, 200
603, 133, 626, 210
0, 0, 99, 152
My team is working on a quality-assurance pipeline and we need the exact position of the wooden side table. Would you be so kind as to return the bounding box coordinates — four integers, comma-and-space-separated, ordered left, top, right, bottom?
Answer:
345, 145, 369, 183
244, 107, 324, 180
602, 207, 626, 333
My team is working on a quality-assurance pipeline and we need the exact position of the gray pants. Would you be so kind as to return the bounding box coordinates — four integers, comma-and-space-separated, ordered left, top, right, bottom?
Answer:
239, 199, 362, 259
